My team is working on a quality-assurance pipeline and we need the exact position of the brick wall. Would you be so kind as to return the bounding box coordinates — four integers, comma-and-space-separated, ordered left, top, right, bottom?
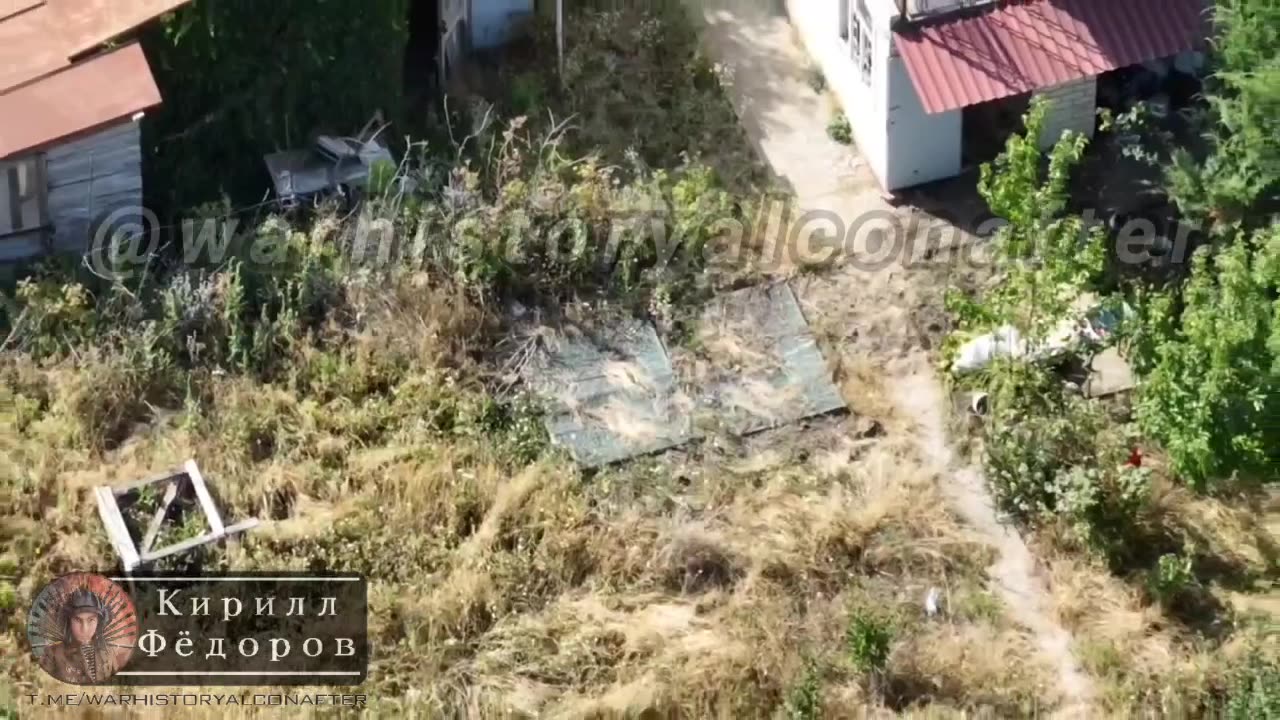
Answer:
1033, 76, 1097, 149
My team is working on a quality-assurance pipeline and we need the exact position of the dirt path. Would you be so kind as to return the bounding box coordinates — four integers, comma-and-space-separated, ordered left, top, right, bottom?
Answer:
691, 2, 1095, 715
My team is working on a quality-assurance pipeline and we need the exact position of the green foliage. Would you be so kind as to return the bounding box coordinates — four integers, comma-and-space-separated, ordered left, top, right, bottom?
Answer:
509, 72, 548, 115
1130, 226, 1279, 485
845, 609, 893, 674
826, 112, 853, 145
141, 0, 411, 212
785, 659, 823, 720
1225, 652, 1280, 719
947, 103, 1149, 559
982, 363, 1150, 562
1147, 553, 1196, 606
1111, 0, 1280, 488
421, 117, 736, 304
974, 100, 1106, 342
10, 280, 97, 358
1165, 0, 1280, 230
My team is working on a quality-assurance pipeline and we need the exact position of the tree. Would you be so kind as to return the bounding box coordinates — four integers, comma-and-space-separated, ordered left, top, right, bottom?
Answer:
948, 100, 1106, 349
1132, 225, 1279, 485
1127, 0, 1280, 486
1164, 0, 1280, 230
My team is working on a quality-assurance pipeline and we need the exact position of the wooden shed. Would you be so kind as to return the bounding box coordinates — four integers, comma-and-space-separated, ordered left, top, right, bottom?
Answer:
0, 0, 189, 263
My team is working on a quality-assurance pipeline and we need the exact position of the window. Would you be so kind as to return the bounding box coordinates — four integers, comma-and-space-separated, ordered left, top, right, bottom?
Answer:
853, 0, 873, 85
838, 0, 849, 44
855, 1, 875, 83
0, 155, 47, 236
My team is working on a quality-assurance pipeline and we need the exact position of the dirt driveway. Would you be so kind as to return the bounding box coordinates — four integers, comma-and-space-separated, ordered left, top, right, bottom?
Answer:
689, 1, 1096, 715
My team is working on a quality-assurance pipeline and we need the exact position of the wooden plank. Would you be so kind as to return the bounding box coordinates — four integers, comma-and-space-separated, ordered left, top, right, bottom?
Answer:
139, 479, 180, 555
0, 228, 47, 262
43, 119, 138, 159
5, 164, 19, 233
140, 520, 259, 563
186, 460, 226, 536
43, 120, 143, 254
139, 531, 219, 563
94, 486, 141, 571
110, 470, 185, 496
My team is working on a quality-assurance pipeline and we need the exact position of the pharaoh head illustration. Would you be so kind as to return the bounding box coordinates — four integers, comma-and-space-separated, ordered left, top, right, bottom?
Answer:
28, 574, 137, 685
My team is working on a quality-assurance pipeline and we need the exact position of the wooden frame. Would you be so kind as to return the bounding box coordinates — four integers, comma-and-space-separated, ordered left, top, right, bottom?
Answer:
94, 460, 259, 573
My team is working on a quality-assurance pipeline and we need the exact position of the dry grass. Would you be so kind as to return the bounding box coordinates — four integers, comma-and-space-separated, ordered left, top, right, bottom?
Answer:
1035, 464, 1280, 716
1, 278, 1061, 717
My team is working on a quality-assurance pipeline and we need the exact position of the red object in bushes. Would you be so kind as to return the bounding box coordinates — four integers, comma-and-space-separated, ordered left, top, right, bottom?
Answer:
1127, 448, 1143, 468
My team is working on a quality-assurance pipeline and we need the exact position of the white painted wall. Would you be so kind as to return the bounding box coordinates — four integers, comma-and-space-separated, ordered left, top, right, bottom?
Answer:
1034, 76, 1097, 150
785, 0, 895, 186
471, 0, 534, 49
788, 0, 962, 190
883, 50, 962, 189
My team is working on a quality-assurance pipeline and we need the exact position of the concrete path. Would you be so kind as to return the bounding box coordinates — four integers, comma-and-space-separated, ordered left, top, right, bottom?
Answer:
689, 1, 1096, 716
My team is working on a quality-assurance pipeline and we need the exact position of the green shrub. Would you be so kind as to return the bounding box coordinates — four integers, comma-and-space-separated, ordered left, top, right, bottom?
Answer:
1147, 553, 1196, 606
1225, 652, 1280, 719
845, 609, 893, 674
827, 112, 853, 145
1129, 231, 1279, 487
983, 362, 1150, 563
10, 279, 97, 359
509, 72, 547, 114
785, 659, 823, 720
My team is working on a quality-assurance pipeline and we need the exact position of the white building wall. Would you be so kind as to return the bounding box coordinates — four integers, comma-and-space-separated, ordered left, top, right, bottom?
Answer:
883, 50, 962, 189
785, 0, 895, 187
1034, 76, 1097, 149
786, 0, 963, 191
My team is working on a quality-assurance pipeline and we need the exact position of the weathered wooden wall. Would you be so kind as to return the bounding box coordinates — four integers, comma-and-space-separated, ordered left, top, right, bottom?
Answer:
0, 229, 46, 263
46, 120, 144, 255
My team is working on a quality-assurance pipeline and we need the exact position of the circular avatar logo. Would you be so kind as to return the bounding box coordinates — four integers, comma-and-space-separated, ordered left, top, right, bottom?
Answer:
28, 573, 138, 685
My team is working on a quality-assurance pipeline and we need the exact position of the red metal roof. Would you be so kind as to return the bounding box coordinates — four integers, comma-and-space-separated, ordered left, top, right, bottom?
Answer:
894, 0, 1211, 114
0, 0, 187, 158
0, 43, 162, 158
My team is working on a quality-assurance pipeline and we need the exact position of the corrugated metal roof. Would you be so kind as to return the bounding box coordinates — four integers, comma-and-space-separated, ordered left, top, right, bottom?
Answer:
0, 6, 67, 93
0, 43, 162, 158
52, 0, 190, 62
894, 0, 1211, 115
0, 0, 41, 22
0, 0, 187, 158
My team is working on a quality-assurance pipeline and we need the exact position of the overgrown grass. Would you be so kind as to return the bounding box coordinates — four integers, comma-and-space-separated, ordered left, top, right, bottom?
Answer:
0, 8, 1062, 717
944, 103, 1280, 717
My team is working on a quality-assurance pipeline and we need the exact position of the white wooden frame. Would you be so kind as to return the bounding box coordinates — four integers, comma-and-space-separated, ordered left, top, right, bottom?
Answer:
94, 460, 258, 572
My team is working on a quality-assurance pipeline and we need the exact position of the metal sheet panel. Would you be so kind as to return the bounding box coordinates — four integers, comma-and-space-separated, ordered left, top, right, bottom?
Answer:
526, 320, 696, 468
695, 283, 846, 436
50, 0, 190, 58
894, 0, 1211, 114
0, 43, 160, 159
524, 283, 846, 468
